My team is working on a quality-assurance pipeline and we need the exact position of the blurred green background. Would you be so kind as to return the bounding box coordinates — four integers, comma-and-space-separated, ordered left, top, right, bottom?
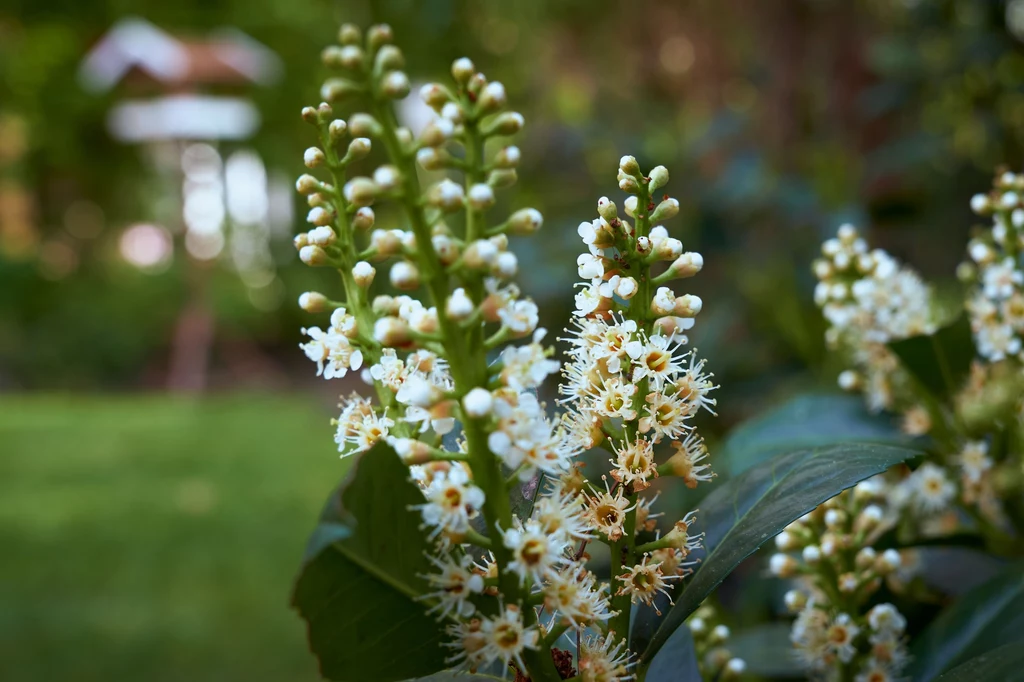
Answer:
3, 0, 1024, 679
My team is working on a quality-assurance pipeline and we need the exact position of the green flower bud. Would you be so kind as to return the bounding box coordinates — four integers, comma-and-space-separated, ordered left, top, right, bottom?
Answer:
367, 24, 393, 52
328, 119, 347, 143
451, 57, 475, 84
375, 45, 404, 72
488, 169, 517, 188
345, 137, 372, 161
380, 71, 410, 99
338, 23, 361, 46
650, 198, 679, 223
347, 113, 381, 138
343, 177, 377, 207
597, 196, 618, 221
321, 78, 360, 102
649, 165, 669, 191
508, 208, 543, 235
482, 111, 524, 137
301, 106, 318, 125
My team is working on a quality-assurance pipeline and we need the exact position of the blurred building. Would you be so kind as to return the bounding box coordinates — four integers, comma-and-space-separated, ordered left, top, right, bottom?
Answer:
79, 18, 293, 389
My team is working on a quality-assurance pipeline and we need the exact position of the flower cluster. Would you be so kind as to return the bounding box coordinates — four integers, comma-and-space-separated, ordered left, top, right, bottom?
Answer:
686, 604, 746, 681
812, 224, 937, 412
292, 25, 722, 682
555, 156, 717, 649
771, 481, 909, 682
964, 172, 1024, 363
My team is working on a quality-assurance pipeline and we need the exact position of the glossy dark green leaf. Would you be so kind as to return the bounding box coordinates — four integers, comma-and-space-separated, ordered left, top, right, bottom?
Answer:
727, 622, 805, 678
722, 393, 912, 476
908, 560, 1024, 681
644, 623, 701, 682
934, 641, 1024, 682
292, 442, 447, 682
903, 546, 1004, 596
887, 314, 974, 397
638, 444, 919, 673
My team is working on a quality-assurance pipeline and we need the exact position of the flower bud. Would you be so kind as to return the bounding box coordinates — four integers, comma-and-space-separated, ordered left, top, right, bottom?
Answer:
824, 509, 847, 530
478, 82, 507, 112
447, 288, 475, 320
775, 530, 800, 551
420, 118, 455, 147
855, 546, 877, 570
338, 23, 361, 45
370, 229, 402, 258
464, 239, 499, 269
299, 244, 330, 266
877, 549, 901, 574
494, 146, 520, 169
649, 165, 670, 191
618, 172, 639, 194
451, 57, 475, 84
783, 589, 806, 612
636, 235, 652, 255
416, 147, 446, 170
493, 251, 517, 278
488, 169, 517, 188
432, 234, 459, 264
304, 147, 326, 168
651, 198, 680, 223
802, 545, 821, 564
298, 291, 329, 313
346, 137, 372, 161
343, 177, 377, 207
293, 233, 309, 250
345, 113, 379, 138
624, 196, 638, 218
308, 227, 336, 249
615, 277, 638, 299
301, 106, 318, 124
375, 44, 404, 72
482, 111, 524, 137
673, 294, 702, 317
372, 295, 398, 316
353, 207, 375, 231
352, 261, 375, 287
420, 83, 450, 111
463, 388, 494, 418
591, 202, 616, 230
669, 252, 703, 279
367, 24, 394, 51
769, 553, 799, 578
374, 316, 410, 347
508, 208, 543, 235
468, 183, 495, 211
710, 624, 730, 644
389, 261, 420, 290
296, 174, 320, 195
381, 71, 410, 98
688, 617, 707, 636
655, 237, 683, 261
390, 437, 433, 465
619, 155, 641, 177
837, 370, 860, 391
321, 78, 360, 102
427, 179, 465, 212
373, 165, 401, 192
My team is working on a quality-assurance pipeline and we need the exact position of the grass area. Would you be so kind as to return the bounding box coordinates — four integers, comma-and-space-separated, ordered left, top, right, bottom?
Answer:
0, 394, 346, 682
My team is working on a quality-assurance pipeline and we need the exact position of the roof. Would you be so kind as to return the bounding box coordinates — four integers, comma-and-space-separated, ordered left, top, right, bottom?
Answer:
79, 17, 282, 93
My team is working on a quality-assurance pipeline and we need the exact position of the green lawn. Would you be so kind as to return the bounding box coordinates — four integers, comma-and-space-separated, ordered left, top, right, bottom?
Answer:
0, 394, 347, 682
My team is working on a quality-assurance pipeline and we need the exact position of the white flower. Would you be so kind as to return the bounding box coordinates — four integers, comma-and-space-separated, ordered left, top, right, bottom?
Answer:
333, 394, 393, 456
462, 387, 493, 418
421, 553, 484, 620
907, 462, 956, 514
498, 298, 539, 335
501, 517, 569, 585
396, 375, 435, 408
415, 465, 485, 537
542, 563, 615, 628
981, 257, 1023, 300
299, 326, 363, 379
578, 632, 635, 682
447, 604, 538, 672
499, 333, 560, 391
577, 253, 605, 279
867, 603, 906, 635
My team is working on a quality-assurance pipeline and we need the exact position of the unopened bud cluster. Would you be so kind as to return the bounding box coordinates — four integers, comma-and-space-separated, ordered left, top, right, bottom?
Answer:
686, 605, 746, 681
771, 482, 908, 681
812, 224, 936, 413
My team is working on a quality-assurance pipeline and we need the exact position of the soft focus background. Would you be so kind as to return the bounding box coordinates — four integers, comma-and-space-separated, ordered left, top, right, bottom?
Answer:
3, 0, 1024, 680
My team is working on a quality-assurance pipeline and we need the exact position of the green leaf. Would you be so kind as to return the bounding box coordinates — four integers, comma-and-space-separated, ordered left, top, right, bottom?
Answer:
934, 642, 1024, 682
292, 442, 447, 682
643, 624, 700, 682
727, 622, 805, 678
722, 393, 912, 476
887, 314, 974, 397
638, 444, 919, 673
907, 560, 1024, 681
902, 546, 1005, 596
